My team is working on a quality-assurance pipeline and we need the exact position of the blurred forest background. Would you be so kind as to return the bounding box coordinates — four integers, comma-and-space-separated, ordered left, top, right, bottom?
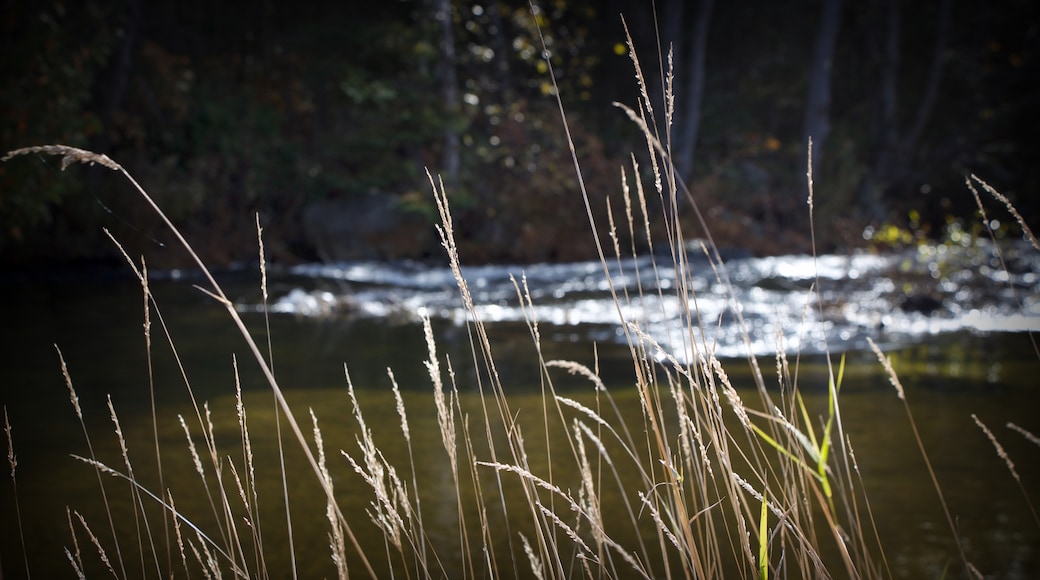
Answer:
1, 0, 1037, 266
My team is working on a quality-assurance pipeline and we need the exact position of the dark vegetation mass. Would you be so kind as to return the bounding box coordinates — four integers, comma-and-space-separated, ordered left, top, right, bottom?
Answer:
1, 0, 1037, 266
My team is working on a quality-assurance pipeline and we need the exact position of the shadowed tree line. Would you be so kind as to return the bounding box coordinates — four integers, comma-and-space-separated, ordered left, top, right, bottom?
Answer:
1, 0, 1036, 266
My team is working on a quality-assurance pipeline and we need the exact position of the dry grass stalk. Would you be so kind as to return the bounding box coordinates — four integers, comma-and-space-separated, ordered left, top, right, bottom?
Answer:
971, 415, 1019, 483
1008, 422, 1040, 447
9, 11, 1037, 578
65, 546, 87, 579
964, 175, 1040, 360
972, 414, 1040, 528
423, 314, 458, 477
867, 339, 904, 400
968, 173, 1040, 253
387, 367, 435, 576
7, 140, 379, 577
256, 213, 299, 579
341, 372, 407, 553
56, 347, 130, 577
66, 506, 85, 574
2, 144, 121, 171
168, 491, 191, 577
573, 421, 603, 545
107, 395, 163, 578
232, 356, 268, 575
310, 409, 348, 579
867, 338, 972, 573
73, 510, 118, 578
102, 227, 179, 573
4, 407, 31, 578
520, 532, 545, 580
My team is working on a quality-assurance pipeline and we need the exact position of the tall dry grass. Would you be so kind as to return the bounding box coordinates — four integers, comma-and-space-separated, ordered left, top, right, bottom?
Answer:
3, 24, 1039, 580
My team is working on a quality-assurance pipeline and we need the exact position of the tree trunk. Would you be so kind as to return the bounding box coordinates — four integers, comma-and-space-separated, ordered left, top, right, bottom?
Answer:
803, 0, 845, 168
661, 0, 683, 142
487, 1, 513, 103
902, 0, 951, 158
89, 0, 142, 153
673, 0, 714, 183
856, 0, 951, 220
435, 0, 460, 187
879, 0, 901, 155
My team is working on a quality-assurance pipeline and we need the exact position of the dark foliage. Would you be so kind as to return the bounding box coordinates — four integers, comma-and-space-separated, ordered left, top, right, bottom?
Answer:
1, 0, 1036, 265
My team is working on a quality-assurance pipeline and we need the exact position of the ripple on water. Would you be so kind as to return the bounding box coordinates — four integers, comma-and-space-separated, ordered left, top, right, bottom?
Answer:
262, 241, 1040, 361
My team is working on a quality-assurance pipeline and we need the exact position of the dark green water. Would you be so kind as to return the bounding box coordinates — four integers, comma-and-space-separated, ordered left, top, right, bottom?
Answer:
1, 270, 1038, 578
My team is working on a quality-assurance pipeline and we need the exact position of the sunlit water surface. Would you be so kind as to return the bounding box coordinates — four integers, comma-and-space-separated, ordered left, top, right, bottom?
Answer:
264, 241, 1040, 360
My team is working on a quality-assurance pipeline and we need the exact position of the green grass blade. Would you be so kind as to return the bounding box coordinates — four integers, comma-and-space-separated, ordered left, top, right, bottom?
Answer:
759, 490, 769, 580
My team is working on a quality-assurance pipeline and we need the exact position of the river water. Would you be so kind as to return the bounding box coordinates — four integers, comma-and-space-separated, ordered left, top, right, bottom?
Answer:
1, 239, 1038, 578
264, 238, 1040, 359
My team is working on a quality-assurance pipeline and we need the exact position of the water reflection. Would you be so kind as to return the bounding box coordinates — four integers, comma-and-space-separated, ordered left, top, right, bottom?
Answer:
259, 240, 1040, 360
